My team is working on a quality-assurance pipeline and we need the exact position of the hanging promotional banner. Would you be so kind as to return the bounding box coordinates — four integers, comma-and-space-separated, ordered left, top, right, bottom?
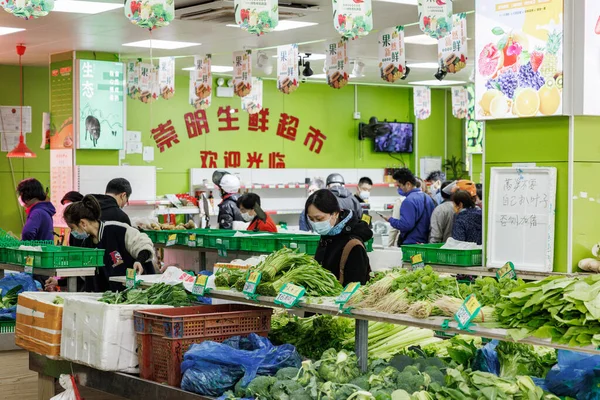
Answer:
466, 85, 483, 154
190, 55, 212, 110
325, 40, 349, 90
451, 86, 468, 119
378, 26, 405, 83
1, 0, 54, 19
138, 63, 159, 103
475, 0, 563, 119
158, 57, 175, 100
438, 13, 468, 74
413, 86, 431, 120
124, 0, 174, 31
232, 50, 252, 97
277, 44, 299, 94
234, 0, 279, 35
127, 61, 140, 100
332, 0, 373, 39
242, 77, 263, 114
418, 0, 453, 39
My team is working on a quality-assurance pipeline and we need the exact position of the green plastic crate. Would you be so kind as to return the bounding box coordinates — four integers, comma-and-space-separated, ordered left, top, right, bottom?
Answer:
8, 246, 105, 268
401, 243, 482, 267
178, 229, 211, 248
0, 320, 15, 334
276, 234, 320, 255
204, 230, 242, 251
143, 230, 158, 242
239, 233, 278, 253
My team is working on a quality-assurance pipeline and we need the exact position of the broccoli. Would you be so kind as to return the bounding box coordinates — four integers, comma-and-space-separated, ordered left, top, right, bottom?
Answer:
245, 375, 276, 398
290, 387, 312, 400
369, 358, 389, 375
350, 375, 371, 391
234, 379, 246, 397
318, 349, 361, 384
371, 388, 393, 400
275, 367, 299, 380
420, 358, 446, 371
389, 354, 414, 372
368, 366, 399, 391
270, 379, 302, 400
401, 365, 421, 375
395, 367, 428, 394
423, 367, 445, 387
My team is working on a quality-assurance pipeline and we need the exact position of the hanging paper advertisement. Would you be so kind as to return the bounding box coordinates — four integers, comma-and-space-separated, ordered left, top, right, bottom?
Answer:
332, 0, 373, 39
158, 57, 175, 100
124, 0, 174, 31
190, 55, 212, 110
418, 0, 452, 39
581, 0, 600, 115
1, 0, 54, 19
232, 50, 252, 97
451, 86, 468, 119
413, 86, 431, 120
378, 26, 405, 83
325, 40, 349, 90
127, 61, 140, 100
475, 0, 563, 119
438, 13, 468, 74
138, 63, 159, 103
49, 59, 74, 150
466, 86, 483, 154
277, 44, 299, 94
242, 78, 263, 114
234, 0, 279, 35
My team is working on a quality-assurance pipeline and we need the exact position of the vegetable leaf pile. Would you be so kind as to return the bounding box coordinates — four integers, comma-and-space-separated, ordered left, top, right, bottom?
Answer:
98, 283, 195, 306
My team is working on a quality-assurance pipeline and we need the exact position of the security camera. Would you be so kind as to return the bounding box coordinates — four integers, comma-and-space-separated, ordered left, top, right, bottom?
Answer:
301, 77, 308, 84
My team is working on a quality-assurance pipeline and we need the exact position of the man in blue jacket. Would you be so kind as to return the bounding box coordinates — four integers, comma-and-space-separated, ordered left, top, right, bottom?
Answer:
384, 168, 435, 245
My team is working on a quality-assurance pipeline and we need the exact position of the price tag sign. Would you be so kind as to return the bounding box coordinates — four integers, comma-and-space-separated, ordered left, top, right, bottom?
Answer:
454, 294, 481, 330
274, 283, 305, 308
335, 282, 360, 306
496, 261, 517, 280
411, 254, 425, 270
125, 268, 137, 288
166, 234, 177, 247
24, 266, 33, 275
192, 274, 209, 296
243, 271, 262, 298
188, 234, 197, 248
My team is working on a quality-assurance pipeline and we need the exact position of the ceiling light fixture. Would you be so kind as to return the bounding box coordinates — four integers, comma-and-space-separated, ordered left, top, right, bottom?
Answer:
53, 0, 123, 14
434, 67, 447, 81
182, 65, 233, 72
302, 61, 314, 77
122, 40, 201, 50
404, 34, 438, 45
227, 20, 318, 32
401, 65, 411, 80
8, 44, 35, 159
409, 80, 466, 86
0, 27, 24, 36
256, 51, 273, 75
352, 60, 366, 77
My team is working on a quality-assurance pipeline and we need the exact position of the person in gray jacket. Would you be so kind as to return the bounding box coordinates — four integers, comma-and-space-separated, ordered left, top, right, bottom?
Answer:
326, 173, 363, 218
429, 180, 456, 243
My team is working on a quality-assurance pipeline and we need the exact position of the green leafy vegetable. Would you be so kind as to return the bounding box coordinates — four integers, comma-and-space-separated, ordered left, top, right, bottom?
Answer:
318, 349, 361, 384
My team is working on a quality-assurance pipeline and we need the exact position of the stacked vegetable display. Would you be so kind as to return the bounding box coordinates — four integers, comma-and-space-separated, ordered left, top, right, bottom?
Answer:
98, 283, 196, 306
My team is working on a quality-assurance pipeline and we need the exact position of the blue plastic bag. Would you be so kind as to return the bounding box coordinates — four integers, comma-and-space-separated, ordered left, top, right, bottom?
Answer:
180, 333, 301, 396
0, 273, 37, 320
544, 350, 600, 400
472, 340, 500, 375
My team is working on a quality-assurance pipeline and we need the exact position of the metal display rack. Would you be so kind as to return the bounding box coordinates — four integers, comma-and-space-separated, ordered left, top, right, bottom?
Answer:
0, 263, 97, 292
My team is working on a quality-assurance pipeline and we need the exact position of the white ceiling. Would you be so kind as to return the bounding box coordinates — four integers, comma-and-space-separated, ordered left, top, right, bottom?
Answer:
0, 0, 475, 85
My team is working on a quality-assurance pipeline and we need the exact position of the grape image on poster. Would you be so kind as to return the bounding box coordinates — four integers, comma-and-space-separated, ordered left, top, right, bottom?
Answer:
475, 0, 563, 120
583, 0, 600, 115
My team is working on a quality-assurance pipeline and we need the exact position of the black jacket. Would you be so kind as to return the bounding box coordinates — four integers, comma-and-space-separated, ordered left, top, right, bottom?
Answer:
82, 221, 155, 292
218, 194, 244, 230
330, 186, 363, 219
92, 194, 131, 226
314, 210, 373, 286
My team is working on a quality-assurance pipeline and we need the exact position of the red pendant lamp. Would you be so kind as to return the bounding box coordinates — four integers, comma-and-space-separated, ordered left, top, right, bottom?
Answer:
7, 44, 36, 158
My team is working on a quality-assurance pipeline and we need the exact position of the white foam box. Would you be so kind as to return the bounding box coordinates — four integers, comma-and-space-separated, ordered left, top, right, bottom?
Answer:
16, 292, 100, 359
60, 296, 172, 372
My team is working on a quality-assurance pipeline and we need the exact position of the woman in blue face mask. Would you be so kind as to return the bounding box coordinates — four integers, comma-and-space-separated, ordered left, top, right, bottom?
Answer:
305, 190, 373, 286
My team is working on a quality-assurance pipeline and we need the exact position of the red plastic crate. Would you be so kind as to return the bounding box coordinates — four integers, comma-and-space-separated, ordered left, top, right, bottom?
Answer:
134, 304, 272, 387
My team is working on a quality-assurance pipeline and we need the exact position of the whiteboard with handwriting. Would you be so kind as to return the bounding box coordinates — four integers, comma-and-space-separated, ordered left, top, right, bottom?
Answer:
487, 167, 557, 272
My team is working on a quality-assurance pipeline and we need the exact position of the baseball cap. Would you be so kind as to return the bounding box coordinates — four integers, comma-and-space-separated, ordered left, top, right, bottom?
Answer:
219, 174, 241, 194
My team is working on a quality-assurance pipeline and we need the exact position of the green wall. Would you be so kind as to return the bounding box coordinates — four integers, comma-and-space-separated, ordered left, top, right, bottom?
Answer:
445, 90, 464, 163
484, 117, 570, 272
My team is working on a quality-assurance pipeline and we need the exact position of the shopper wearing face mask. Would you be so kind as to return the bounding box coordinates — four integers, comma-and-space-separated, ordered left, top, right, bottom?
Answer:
451, 189, 482, 245
237, 193, 277, 233
91, 178, 133, 226
17, 178, 56, 241
382, 168, 435, 245
306, 189, 373, 286
62, 195, 155, 292
354, 177, 373, 204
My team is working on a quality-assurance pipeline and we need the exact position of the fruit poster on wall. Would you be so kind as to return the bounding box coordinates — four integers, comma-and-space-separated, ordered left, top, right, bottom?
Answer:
452, 86, 468, 119
438, 13, 467, 74
233, 50, 252, 97
190, 55, 212, 110
583, 0, 600, 115
158, 57, 175, 100
50, 59, 74, 149
414, 86, 431, 120
332, 0, 373, 39
378, 26, 405, 83
234, 0, 278, 35
475, 0, 564, 119
325, 40, 349, 90
277, 44, 299, 94
242, 77, 263, 114
418, 0, 453, 39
